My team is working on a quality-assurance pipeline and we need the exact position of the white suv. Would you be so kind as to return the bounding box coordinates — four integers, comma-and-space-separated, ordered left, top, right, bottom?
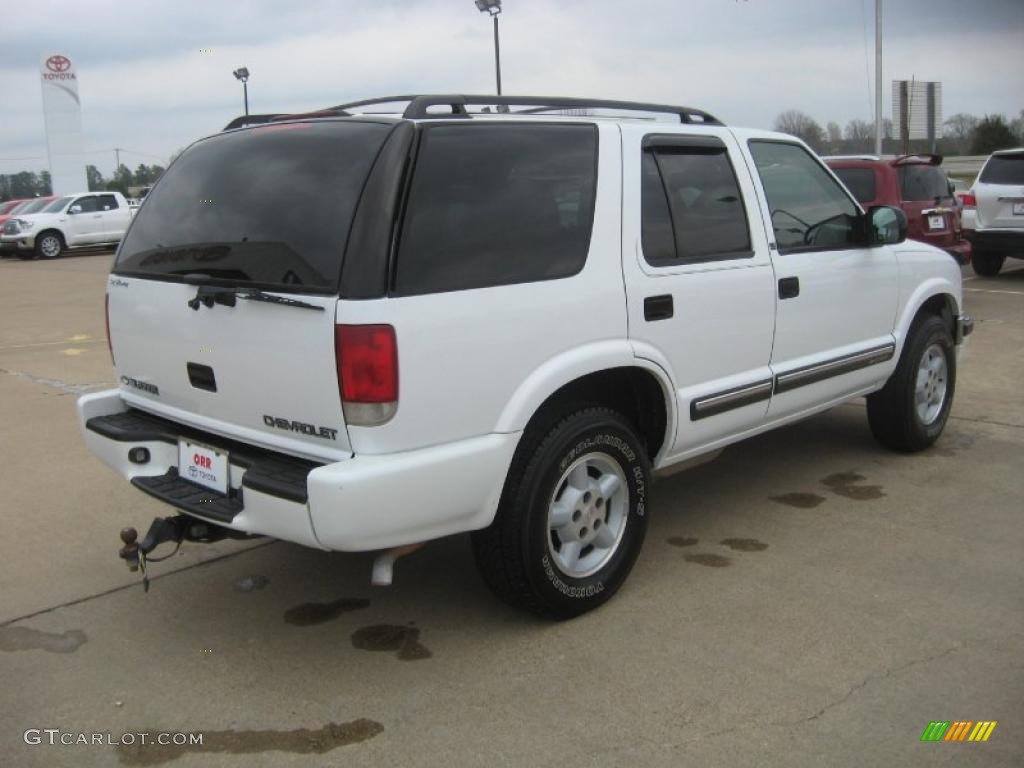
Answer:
78, 95, 972, 618
0, 191, 132, 259
962, 148, 1024, 276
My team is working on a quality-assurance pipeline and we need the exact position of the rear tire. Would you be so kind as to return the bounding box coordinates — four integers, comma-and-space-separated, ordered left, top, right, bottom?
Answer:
471, 406, 650, 619
867, 315, 955, 452
34, 231, 64, 260
971, 250, 1004, 277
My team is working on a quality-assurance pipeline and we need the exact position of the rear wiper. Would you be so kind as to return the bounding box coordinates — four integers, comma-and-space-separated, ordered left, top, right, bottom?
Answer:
237, 290, 323, 311
185, 282, 323, 312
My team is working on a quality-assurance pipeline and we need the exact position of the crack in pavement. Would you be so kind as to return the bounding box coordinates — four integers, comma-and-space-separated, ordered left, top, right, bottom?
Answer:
0, 367, 113, 395
0, 540, 275, 628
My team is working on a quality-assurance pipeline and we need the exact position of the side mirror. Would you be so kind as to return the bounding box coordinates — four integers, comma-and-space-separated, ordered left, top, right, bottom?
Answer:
867, 205, 907, 246
68, 205, 82, 214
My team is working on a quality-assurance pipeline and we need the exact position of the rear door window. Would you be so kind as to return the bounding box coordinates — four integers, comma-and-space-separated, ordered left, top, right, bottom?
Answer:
98, 194, 119, 210
641, 143, 751, 265
115, 120, 394, 293
897, 165, 950, 201
832, 167, 877, 204
979, 154, 1024, 184
393, 124, 598, 296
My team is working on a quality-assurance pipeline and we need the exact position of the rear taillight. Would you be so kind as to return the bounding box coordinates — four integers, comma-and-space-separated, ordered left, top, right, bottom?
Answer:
959, 192, 976, 208
105, 293, 115, 365
335, 324, 398, 426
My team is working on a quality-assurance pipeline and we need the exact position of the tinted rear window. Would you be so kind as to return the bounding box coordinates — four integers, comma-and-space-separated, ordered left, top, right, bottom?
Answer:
897, 164, 950, 201
115, 120, 392, 292
394, 124, 598, 296
832, 167, 877, 203
979, 154, 1024, 184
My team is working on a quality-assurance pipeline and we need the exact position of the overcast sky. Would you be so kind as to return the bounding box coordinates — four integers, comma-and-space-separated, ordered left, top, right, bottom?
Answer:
1, 0, 1021, 176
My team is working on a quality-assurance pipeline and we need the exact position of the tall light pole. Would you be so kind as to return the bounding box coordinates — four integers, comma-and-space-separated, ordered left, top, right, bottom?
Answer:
475, 0, 502, 95
874, 0, 883, 156
233, 67, 250, 116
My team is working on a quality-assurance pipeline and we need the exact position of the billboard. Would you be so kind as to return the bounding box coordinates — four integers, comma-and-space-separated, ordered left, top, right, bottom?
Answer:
40, 53, 87, 195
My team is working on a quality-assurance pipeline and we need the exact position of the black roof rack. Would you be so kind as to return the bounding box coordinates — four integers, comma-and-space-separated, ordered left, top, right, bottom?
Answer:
225, 94, 723, 132
325, 94, 723, 125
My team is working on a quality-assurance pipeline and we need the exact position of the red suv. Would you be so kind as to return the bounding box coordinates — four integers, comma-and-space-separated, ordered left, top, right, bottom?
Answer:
825, 155, 971, 264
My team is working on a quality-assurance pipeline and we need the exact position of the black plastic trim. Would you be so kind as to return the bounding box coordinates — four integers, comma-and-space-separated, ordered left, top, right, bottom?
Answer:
86, 409, 320, 505
642, 134, 726, 151
773, 343, 895, 394
643, 294, 674, 321
132, 469, 244, 524
186, 362, 217, 392
690, 380, 773, 420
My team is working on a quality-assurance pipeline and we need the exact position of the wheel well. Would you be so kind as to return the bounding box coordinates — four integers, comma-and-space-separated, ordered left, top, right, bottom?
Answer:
37, 229, 66, 246
527, 368, 670, 461
915, 293, 956, 336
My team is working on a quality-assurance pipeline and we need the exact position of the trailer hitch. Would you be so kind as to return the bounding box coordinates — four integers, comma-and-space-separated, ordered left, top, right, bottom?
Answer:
118, 515, 254, 592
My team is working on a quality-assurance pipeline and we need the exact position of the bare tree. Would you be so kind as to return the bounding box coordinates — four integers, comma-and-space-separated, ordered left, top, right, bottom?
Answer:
826, 121, 843, 153
844, 119, 873, 152
773, 110, 826, 152
943, 113, 979, 155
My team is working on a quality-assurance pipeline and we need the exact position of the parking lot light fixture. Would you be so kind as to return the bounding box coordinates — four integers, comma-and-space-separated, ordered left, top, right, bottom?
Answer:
474, 0, 503, 95
232, 67, 250, 116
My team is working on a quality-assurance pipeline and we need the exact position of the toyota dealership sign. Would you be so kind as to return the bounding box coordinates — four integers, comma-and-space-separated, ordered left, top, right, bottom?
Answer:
39, 52, 87, 195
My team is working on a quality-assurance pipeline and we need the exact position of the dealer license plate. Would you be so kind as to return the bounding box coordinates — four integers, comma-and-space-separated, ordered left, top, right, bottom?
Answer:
927, 215, 945, 230
1013, 202, 1024, 215
178, 439, 229, 494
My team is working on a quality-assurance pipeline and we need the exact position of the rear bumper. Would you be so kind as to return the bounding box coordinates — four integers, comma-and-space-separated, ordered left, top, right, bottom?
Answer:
964, 229, 1024, 257
78, 390, 519, 552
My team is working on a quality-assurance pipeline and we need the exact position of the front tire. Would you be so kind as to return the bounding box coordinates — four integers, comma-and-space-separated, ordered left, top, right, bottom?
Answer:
867, 315, 955, 452
34, 231, 64, 260
971, 250, 1004, 277
471, 407, 651, 619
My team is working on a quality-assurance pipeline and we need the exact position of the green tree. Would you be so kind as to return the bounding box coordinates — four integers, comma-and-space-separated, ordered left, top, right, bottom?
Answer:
9, 172, 40, 198
86, 165, 106, 191
106, 164, 135, 196
38, 171, 52, 195
971, 115, 1017, 155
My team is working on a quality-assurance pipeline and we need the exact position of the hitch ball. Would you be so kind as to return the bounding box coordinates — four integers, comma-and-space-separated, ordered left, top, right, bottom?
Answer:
119, 527, 140, 571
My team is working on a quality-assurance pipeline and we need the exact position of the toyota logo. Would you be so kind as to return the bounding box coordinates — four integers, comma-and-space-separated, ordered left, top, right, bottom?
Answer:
46, 55, 71, 73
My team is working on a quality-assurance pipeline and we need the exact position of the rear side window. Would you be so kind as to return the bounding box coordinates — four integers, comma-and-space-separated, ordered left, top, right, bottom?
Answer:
98, 194, 119, 210
115, 120, 393, 292
897, 165, 950, 201
832, 167, 877, 204
642, 145, 751, 265
394, 124, 598, 296
979, 154, 1024, 184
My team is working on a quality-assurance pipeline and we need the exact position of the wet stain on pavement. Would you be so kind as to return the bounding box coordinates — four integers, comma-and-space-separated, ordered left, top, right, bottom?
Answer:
822, 472, 885, 501
770, 492, 826, 509
720, 538, 768, 552
684, 553, 732, 568
116, 719, 383, 765
0, 626, 87, 654
667, 537, 699, 547
284, 598, 370, 627
351, 624, 432, 661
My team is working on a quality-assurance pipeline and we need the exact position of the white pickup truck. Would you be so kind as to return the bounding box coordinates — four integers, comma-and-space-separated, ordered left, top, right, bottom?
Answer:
78, 95, 972, 618
0, 191, 133, 259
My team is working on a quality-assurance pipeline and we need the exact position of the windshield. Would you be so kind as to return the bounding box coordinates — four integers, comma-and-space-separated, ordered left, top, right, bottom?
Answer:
43, 196, 72, 213
897, 165, 950, 201
979, 154, 1024, 184
115, 120, 393, 293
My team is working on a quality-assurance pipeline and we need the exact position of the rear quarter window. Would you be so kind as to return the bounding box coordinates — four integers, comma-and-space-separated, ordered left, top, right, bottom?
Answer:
831, 167, 877, 204
393, 123, 598, 296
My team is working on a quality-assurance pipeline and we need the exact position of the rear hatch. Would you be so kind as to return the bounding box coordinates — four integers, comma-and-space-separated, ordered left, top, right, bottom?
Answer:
974, 151, 1024, 229
893, 157, 961, 247
109, 118, 397, 462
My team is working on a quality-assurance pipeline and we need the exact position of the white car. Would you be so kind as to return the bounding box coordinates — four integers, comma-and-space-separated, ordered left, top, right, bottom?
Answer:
961, 148, 1024, 275
78, 95, 971, 618
0, 191, 132, 259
